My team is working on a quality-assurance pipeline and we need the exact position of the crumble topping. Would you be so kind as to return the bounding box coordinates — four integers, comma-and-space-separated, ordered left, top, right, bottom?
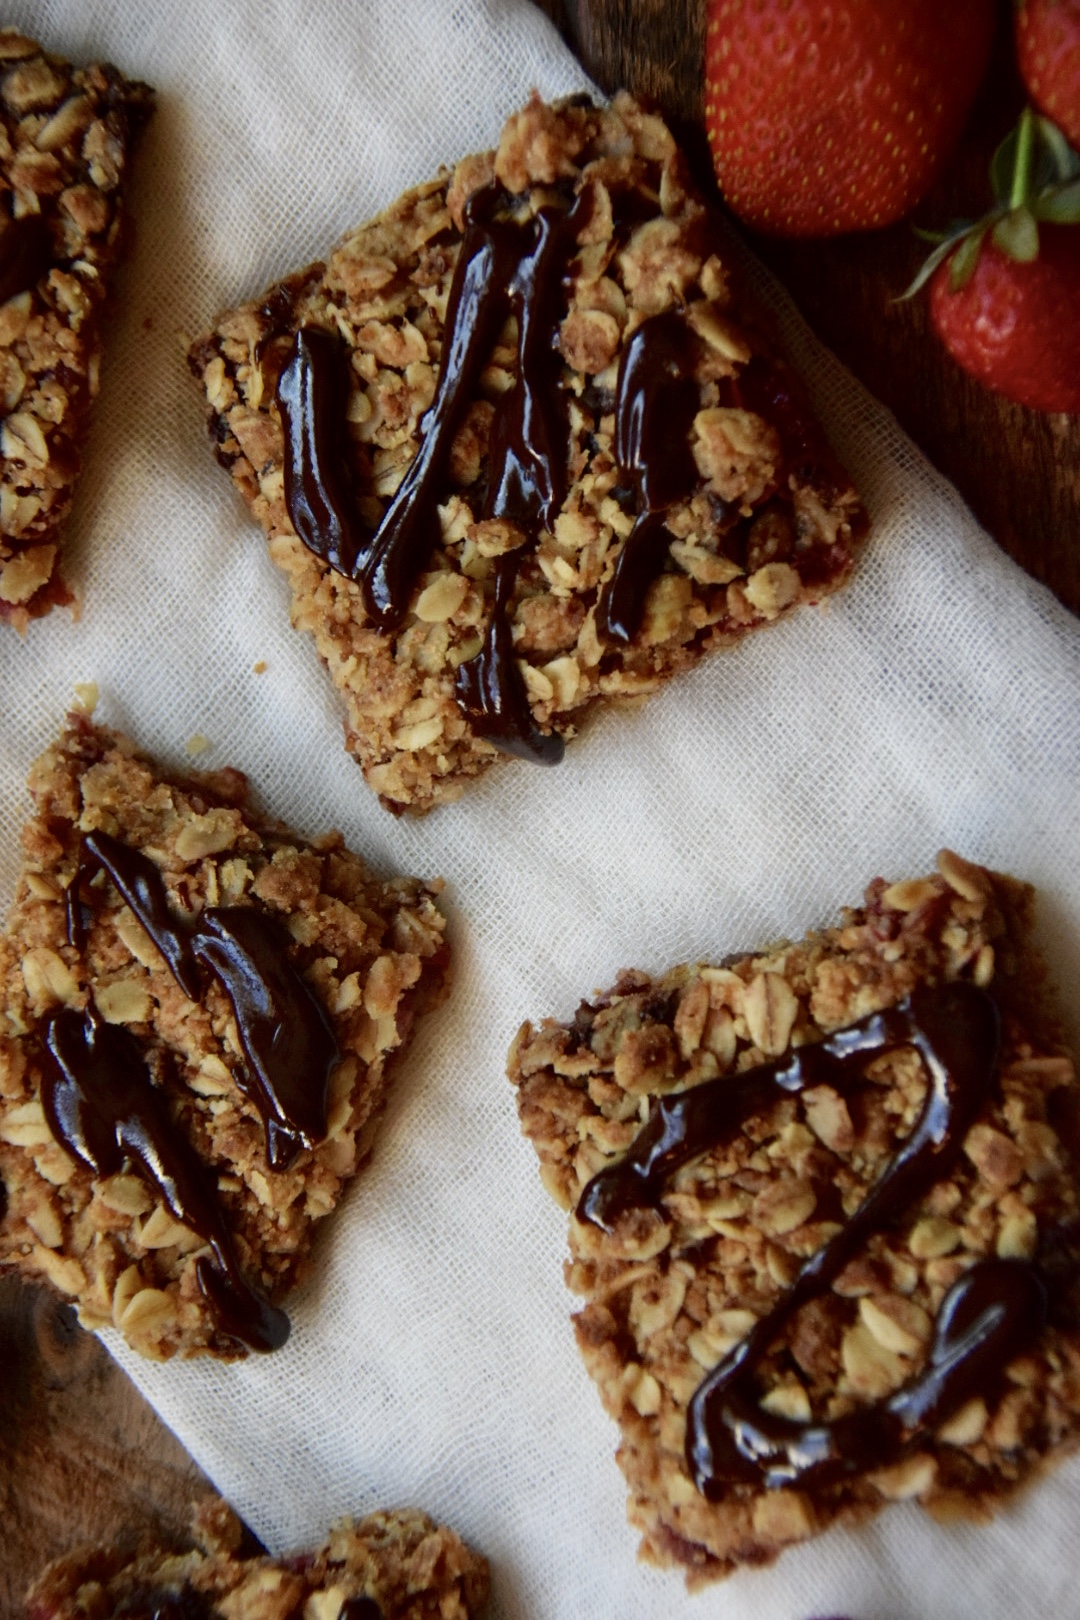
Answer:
24, 1497, 489, 1620
0, 30, 153, 628
191, 92, 867, 814
0, 715, 449, 1359
509, 851, 1080, 1584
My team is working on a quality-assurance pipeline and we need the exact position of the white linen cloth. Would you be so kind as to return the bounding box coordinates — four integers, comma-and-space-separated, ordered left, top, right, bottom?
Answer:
3, 3, 1080, 1617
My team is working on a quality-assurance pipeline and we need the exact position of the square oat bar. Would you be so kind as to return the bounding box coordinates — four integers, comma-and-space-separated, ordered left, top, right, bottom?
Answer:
190, 93, 867, 814
25, 1497, 489, 1620
0, 30, 153, 628
0, 714, 449, 1360
509, 851, 1080, 1584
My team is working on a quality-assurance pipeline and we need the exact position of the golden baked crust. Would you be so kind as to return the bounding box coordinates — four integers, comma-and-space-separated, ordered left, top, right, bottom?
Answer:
0, 714, 449, 1359
0, 30, 153, 627
510, 852, 1080, 1583
190, 92, 867, 814
24, 1497, 490, 1620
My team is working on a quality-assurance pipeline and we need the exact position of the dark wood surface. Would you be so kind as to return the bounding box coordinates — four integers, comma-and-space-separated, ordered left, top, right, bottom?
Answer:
4, 1, 1078, 1611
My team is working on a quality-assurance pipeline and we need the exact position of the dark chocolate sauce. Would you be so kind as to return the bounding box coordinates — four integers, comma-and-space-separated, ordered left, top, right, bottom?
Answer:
452, 190, 590, 764
337, 1599, 384, 1620
277, 325, 367, 578
64, 871, 88, 955
594, 311, 703, 645
42, 831, 348, 1349
70, 831, 339, 1169
41, 1005, 288, 1352
278, 184, 589, 763
0, 212, 53, 305
192, 907, 339, 1171
577, 981, 1047, 1494
693, 1256, 1044, 1495
359, 184, 533, 630
277, 188, 517, 627
81, 831, 201, 998
454, 553, 564, 763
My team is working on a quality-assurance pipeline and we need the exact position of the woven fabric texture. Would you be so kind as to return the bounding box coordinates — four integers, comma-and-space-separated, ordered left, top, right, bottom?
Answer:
2, 4, 1079, 1617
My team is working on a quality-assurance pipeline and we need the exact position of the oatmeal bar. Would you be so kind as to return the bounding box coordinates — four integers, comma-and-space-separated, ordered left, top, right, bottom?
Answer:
190, 92, 867, 815
25, 1496, 490, 1620
0, 30, 153, 628
0, 713, 449, 1360
509, 851, 1080, 1584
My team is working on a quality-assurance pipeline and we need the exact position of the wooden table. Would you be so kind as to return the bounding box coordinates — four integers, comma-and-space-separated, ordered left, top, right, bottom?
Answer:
4, 2, 1077, 1610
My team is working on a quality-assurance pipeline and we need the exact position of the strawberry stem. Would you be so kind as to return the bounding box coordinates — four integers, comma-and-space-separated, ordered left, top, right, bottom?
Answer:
1010, 107, 1035, 212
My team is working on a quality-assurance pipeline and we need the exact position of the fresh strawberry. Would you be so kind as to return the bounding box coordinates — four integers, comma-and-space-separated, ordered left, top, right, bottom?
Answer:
1016, 0, 1080, 151
907, 110, 1080, 411
703, 0, 996, 237
929, 224, 1080, 411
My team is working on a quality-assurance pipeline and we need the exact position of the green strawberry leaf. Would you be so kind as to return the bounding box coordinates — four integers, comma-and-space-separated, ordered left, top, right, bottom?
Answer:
901, 110, 1080, 306
948, 224, 989, 290
1033, 179, 1080, 223
898, 226, 976, 300
991, 125, 1020, 207
914, 219, 975, 245
992, 111, 1080, 212
1036, 116, 1080, 184
992, 206, 1039, 261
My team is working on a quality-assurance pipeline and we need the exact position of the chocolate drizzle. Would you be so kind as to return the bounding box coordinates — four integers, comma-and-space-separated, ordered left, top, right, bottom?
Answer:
44, 829, 345, 1350
82, 830, 201, 998
277, 184, 591, 764
273, 174, 862, 761
278, 325, 366, 578
594, 310, 703, 645
0, 211, 53, 305
454, 553, 564, 763
451, 188, 593, 764
41, 1005, 288, 1352
191, 907, 337, 1170
360, 184, 538, 631
337, 1599, 384, 1620
578, 981, 1049, 1495
72, 830, 340, 1169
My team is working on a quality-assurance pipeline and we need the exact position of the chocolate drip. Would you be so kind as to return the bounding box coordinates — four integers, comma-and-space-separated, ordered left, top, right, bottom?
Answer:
338, 1599, 384, 1620
64, 871, 88, 954
0, 212, 53, 305
69, 833, 339, 1168
454, 554, 564, 763
278, 184, 589, 762
453, 191, 589, 764
481, 198, 583, 533
42, 830, 348, 1348
277, 189, 515, 623
578, 981, 1046, 1493
81, 831, 201, 998
692, 1256, 1045, 1494
193, 907, 339, 1171
278, 325, 366, 577
579, 982, 997, 1230
41, 1006, 288, 1352
595, 311, 703, 645
359, 185, 529, 628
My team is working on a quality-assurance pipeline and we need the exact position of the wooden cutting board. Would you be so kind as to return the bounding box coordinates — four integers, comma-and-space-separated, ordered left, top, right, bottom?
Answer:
3, 1, 1077, 1610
